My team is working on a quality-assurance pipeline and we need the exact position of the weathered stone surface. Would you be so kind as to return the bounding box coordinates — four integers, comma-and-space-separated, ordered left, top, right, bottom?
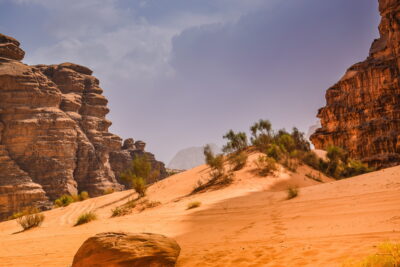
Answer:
311, 0, 400, 168
0, 33, 25, 60
72, 232, 181, 267
0, 34, 166, 220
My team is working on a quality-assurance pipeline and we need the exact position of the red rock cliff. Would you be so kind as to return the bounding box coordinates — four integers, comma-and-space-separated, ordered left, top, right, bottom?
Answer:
0, 34, 166, 220
311, 0, 400, 168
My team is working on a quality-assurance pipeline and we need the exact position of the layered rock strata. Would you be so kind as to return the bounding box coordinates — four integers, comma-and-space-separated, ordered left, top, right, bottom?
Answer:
311, 0, 400, 168
0, 33, 165, 220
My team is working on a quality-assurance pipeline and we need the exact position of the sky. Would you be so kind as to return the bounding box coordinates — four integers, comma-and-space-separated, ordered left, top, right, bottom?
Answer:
0, 0, 380, 163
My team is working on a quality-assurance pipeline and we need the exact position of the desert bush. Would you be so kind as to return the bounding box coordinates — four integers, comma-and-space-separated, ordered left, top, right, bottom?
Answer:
228, 151, 248, 171
277, 133, 296, 153
103, 188, 115, 195
250, 119, 273, 150
143, 200, 161, 209
342, 160, 375, 178
287, 187, 299, 200
111, 206, 130, 217
54, 194, 74, 207
121, 155, 159, 198
300, 151, 321, 170
204, 144, 224, 170
187, 201, 201, 210
266, 144, 284, 161
75, 211, 97, 226
281, 156, 298, 173
255, 155, 278, 176
79, 191, 90, 200
305, 172, 322, 182
16, 207, 45, 230
8, 211, 25, 220
343, 242, 400, 267
111, 199, 137, 217
222, 130, 248, 153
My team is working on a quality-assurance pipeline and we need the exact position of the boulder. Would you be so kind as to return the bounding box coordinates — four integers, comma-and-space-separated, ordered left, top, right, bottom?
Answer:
72, 232, 181, 267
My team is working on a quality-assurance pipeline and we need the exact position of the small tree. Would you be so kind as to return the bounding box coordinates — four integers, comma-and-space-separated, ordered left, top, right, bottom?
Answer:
222, 130, 248, 153
121, 155, 159, 198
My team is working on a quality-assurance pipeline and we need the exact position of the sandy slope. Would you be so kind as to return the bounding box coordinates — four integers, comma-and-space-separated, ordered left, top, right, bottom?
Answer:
0, 153, 399, 267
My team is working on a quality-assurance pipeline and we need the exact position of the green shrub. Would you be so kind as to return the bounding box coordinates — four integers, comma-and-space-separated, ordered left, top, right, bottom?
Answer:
75, 211, 97, 226
222, 130, 248, 153
187, 201, 201, 210
255, 156, 278, 176
277, 134, 296, 153
343, 160, 375, 178
266, 144, 284, 161
16, 207, 45, 230
281, 156, 298, 173
111, 199, 137, 217
228, 151, 248, 171
343, 242, 400, 267
204, 145, 224, 170
79, 191, 90, 200
121, 155, 159, 198
111, 206, 130, 217
300, 151, 321, 170
8, 211, 25, 220
103, 188, 115, 195
54, 195, 74, 207
287, 187, 299, 200
250, 120, 273, 150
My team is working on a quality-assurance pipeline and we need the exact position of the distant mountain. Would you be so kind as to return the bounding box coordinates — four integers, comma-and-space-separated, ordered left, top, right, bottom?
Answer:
168, 144, 221, 170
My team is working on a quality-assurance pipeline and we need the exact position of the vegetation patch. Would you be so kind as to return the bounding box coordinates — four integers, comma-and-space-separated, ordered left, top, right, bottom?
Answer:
15, 207, 45, 231
287, 187, 299, 200
255, 155, 278, 176
343, 242, 400, 267
121, 154, 160, 198
54, 191, 90, 208
54, 195, 75, 207
187, 201, 201, 210
228, 151, 248, 171
75, 211, 97, 226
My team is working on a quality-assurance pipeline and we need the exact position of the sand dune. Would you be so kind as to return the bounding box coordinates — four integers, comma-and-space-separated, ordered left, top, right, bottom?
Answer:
0, 153, 399, 266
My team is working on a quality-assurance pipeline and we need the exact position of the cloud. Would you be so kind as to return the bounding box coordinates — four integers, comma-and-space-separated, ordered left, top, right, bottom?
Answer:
4, 0, 379, 162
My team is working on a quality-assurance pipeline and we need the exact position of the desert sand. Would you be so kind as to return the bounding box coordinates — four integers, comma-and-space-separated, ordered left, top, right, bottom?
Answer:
0, 152, 399, 267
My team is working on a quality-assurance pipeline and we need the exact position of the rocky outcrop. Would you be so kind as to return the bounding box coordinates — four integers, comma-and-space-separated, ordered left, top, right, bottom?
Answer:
109, 139, 167, 187
311, 0, 400, 168
0, 33, 166, 220
72, 232, 181, 267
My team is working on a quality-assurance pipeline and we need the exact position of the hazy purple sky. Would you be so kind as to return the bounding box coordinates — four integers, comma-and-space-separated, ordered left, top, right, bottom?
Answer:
0, 0, 380, 163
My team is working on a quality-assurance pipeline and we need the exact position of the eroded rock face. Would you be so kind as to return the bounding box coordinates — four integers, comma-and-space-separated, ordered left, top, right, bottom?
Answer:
0, 33, 166, 220
72, 232, 181, 267
311, 0, 400, 168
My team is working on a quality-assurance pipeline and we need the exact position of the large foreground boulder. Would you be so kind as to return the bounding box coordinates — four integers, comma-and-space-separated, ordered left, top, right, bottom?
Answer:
72, 232, 181, 267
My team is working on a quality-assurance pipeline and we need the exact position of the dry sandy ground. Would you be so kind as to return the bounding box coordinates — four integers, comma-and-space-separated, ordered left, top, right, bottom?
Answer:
0, 153, 399, 267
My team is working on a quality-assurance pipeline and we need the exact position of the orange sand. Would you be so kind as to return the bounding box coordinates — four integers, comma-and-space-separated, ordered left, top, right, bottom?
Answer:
0, 152, 399, 266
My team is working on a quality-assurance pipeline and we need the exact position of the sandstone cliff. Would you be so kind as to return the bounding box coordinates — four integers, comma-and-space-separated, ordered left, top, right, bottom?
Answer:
311, 0, 400, 168
0, 34, 166, 220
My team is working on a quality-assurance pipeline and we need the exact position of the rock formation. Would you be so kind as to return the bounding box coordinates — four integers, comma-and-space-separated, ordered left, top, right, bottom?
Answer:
0, 33, 166, 220
72, 232, 181, 267
311, 0, 400, 168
